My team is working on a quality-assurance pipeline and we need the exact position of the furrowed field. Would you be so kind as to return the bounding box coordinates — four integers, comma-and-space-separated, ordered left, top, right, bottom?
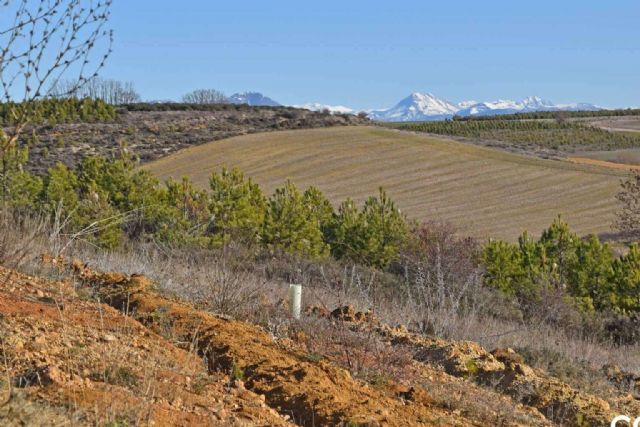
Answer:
146, 126, 624, 240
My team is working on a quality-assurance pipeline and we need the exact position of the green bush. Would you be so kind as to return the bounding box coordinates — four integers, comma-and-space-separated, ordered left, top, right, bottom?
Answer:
1, 142, 409, 265
0, 98, 117, 126
481, 217, 640, 314
263, 180, 329, 258
208, 167, 266, 246
0, 146, 43, 213
329, 188, 408, 268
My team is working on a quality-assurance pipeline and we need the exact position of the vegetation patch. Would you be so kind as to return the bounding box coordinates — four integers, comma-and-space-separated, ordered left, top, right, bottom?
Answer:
0, 98, 117, 126
386, 119, 640, 151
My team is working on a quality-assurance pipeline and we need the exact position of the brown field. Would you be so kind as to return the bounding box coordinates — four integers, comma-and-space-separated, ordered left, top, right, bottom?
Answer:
146, 126, 625, 241
586, 116, 640, 133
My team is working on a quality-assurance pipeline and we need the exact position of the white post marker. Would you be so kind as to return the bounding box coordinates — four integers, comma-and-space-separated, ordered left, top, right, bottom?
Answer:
288, 284, 302, 319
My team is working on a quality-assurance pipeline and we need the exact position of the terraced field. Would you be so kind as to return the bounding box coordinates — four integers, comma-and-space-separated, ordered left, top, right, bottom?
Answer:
146, 126, 625, 240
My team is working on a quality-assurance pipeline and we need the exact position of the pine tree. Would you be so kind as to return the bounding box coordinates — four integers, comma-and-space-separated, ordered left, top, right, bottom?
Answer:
263, 180, 328, 258
208, 167, 266, 245
330, 188, 407, 268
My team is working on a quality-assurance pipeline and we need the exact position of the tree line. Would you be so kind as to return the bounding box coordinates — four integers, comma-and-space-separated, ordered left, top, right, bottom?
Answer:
2, 149, 407, 269
51, 78, 141, 105
452, 108, 640, 121
388, 119, 640, 150
0, 98, 117, 126
483, 218, 640, 314
3, 144, 640, 315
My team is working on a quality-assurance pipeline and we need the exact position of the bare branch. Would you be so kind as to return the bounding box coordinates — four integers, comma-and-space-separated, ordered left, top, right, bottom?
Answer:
0, 0, 113, 150
182, 88, 228, 105
51, 76, 141, 105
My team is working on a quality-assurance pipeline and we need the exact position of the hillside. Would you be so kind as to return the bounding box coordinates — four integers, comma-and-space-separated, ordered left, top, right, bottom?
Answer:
10, 105, 367, 175
3, 259, 637, 426
145, 126, 624, 241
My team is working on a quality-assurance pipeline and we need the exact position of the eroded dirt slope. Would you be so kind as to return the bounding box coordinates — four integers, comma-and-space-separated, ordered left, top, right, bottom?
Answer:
2, 260, 636, 426
0, 265, 293, 426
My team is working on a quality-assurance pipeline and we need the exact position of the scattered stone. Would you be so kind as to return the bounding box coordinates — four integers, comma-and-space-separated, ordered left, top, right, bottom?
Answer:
491, 347, 525, 365
399, 386, 431, 405
305, 305, 329, 318
47, 366, 65, 384
102, 334, 117, 342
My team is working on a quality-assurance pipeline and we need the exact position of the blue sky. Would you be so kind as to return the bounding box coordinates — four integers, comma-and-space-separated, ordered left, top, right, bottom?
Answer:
103, 1, 639, 109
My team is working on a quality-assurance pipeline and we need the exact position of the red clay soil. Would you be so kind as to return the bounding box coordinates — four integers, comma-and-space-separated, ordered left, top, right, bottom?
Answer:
308, 305, 640, 427
0, 265, 293, 426
74, 265, 478, 426
4, 259, 634, 426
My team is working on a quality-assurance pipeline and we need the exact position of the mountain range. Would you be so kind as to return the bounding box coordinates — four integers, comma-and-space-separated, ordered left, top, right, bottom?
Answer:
224, 91, 601, 121
368, 93, 600, 122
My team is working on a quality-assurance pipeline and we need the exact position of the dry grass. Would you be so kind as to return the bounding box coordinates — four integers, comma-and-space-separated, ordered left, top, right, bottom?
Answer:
572, 148, 640, 167
3, 215, 640, 424
145, 126, 624, 241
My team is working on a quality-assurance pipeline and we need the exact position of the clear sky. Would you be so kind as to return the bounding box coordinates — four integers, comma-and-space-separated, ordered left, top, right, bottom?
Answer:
102, 0, 639, 110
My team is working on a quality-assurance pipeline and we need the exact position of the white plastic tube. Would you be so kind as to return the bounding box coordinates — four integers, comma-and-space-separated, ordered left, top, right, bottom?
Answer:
288, 284, 302, 319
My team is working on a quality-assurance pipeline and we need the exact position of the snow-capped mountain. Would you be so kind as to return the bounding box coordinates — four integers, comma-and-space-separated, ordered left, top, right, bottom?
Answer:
369, 93, 459, 122
520, 96, 555, 110
295, 103, 355, 114
456, 99, 526, 117
553, 102, 602, 112
457, 100, 478, 109
456, 96, 598, 117
228, 92, 281, 107
370, 93, 600, 122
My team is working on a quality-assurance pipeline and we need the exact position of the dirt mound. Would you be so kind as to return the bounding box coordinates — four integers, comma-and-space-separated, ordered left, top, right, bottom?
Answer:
303, 300, 637, 426
382, 326, 635, 426
72, 266, 474, 426
0, 265, 293, 426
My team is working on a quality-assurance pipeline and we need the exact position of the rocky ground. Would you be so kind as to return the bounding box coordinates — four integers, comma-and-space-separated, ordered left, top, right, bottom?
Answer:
1, 259, 638, 426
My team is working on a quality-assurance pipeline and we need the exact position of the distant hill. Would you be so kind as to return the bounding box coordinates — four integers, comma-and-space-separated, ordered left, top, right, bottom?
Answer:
17, 105, 368, 175
228, 92, 281, 106
146, 126, 621, 241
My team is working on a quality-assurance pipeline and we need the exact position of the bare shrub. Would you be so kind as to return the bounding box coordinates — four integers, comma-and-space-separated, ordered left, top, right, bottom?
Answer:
182, 89, 228, 105
174, 254, 265, 318
0, 212, 47, 281
290, 315, 413, 385
51, 77, 141, 104
1, 0, 113, 148
394, 221, 486, 337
